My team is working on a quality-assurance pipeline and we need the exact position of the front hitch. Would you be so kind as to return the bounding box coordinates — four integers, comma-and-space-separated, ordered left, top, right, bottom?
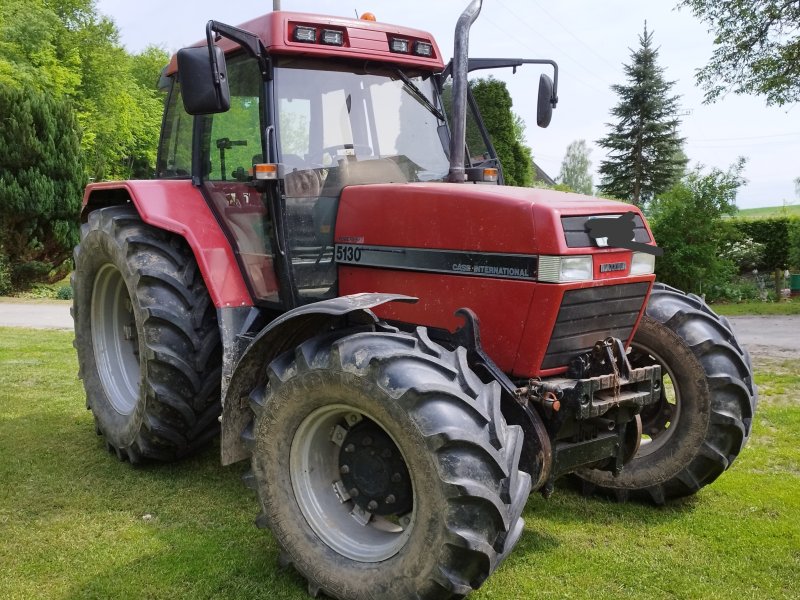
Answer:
516, 338, 662, 496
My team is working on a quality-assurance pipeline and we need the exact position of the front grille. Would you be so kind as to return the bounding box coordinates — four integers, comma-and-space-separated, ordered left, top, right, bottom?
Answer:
561, 214, 650, 248
541, 282, 649, 369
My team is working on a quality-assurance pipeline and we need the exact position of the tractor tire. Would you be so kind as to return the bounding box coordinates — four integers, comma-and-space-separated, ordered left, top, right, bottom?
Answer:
244, 327, 531, 600
72, 206, 222, 462
577, 283, 756, 504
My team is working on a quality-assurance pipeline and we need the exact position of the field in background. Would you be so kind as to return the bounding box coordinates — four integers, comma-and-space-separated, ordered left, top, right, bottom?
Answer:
734, 204, 800, 219
1, 328, 798, 599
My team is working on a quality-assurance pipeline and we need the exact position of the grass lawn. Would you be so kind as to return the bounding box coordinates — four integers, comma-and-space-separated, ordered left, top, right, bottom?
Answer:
711, 298, 800, 316
1, 328, 798, 599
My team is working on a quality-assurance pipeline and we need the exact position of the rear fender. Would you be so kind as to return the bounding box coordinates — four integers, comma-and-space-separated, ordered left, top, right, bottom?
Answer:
220, 293, 417, 465
81, 180, 251, 308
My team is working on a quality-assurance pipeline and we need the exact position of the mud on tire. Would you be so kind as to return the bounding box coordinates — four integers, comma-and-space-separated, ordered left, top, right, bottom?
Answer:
244, 327, 531, 599
72, 206, 222, 462
577, 283, 757, 504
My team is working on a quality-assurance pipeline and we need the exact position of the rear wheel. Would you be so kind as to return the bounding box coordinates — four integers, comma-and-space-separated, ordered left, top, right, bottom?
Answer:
577, 283, 756, 503
245, 327, 530, 599
72, 206, 222, 462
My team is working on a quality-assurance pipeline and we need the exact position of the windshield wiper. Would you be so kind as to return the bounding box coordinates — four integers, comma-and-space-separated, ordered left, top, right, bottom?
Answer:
393, 68, 446, 122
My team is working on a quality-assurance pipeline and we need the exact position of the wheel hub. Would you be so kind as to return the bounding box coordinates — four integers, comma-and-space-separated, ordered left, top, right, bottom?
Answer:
339, 420, 412, 516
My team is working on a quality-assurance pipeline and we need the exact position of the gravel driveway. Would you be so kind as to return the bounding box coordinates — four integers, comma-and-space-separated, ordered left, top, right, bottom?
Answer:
0, 301, 73, 330
1, 301, 797, 359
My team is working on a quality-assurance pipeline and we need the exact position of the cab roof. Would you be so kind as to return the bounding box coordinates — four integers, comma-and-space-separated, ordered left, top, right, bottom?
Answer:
165, 11, 445, 76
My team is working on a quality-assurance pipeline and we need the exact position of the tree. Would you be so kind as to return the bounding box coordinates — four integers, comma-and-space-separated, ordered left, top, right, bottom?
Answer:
597, 24, 687, 206
0, 0, 168, 181
470, 77, 534, 187
679, 0, 800, 106
0, 85, 85, 290
558, 140, 593, 195
649, 158, 746, 297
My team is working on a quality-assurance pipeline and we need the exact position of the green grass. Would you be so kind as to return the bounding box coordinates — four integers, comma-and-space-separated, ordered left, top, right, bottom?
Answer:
734, 204, 800, 219
1, 328, 798, 599
710, 298, 800, 315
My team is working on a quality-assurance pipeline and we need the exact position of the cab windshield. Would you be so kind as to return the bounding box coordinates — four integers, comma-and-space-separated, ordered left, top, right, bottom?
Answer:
273, 58, 450, 303
274, 58, 450, 183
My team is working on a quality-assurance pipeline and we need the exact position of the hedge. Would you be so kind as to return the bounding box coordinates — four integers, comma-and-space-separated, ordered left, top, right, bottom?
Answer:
731, 216, 800, 271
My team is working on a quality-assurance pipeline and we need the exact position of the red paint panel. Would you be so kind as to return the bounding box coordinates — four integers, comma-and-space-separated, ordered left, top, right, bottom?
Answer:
339, 266, 535, 373
337, 184, 539, 254
337, 183, 656, 257
83, 180, 253, 308
166, 11, 443, 75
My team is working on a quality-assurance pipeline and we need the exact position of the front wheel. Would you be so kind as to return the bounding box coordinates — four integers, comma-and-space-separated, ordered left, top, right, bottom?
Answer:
577, 283, 756, 503
245, 327, 530, 599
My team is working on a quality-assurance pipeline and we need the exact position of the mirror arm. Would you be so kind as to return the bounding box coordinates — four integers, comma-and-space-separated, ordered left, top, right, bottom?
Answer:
445, 58, 559, 107
206, 20, 272, 80
204, 22, 224, 105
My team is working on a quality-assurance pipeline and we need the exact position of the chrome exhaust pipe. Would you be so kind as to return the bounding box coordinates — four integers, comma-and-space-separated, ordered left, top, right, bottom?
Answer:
447, 0, 483, 183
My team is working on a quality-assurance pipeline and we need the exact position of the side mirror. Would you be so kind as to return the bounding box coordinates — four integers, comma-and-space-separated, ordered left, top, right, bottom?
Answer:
537, 73, 554, 128
177, 45, 230, 115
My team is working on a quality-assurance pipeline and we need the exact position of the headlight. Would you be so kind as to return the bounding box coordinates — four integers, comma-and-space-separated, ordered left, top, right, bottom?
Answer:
538, 255, 593, 282
630, 252, 656, 275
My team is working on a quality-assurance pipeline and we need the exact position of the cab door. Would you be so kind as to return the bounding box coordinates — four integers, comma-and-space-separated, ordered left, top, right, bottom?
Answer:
197, 54, 281, 305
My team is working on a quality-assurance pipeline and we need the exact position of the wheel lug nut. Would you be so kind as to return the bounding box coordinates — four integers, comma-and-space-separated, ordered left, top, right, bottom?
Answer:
344, 443, 355, 453
362, 436, 372, 446
367, 500, 378, 511
349, 488, 359, 497
340, 465, 350, 474
385, 494, 396, 505
391, 473, 401, 483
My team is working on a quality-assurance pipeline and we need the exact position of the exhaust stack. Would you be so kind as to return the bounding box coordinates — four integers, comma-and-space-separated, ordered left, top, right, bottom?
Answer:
447, 0, 483, 183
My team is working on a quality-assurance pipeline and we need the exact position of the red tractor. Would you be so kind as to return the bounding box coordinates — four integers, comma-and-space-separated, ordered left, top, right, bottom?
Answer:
72, 2, 756, 598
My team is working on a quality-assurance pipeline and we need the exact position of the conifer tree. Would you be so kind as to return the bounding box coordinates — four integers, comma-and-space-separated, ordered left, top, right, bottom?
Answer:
469, 77, 534, 187
597, 24, 686, 206
0, 85, 85, 290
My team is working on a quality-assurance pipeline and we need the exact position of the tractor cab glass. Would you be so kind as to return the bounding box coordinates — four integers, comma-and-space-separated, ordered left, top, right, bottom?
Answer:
198, 55, 280, 304
274, 58, 450, 302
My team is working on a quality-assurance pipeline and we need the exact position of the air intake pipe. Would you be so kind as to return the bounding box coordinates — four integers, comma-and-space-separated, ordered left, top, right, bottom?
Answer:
447, 0, 483, 183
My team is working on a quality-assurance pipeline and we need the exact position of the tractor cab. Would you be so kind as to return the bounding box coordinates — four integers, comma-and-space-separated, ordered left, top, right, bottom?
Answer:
158, 11, 554, 308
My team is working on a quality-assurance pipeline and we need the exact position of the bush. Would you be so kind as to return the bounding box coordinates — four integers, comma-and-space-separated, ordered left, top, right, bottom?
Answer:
789, 219, 800, 271
731, 216, 800, 271
649, 160, 744, 299
56, 285, 73, 300
0, 248, 11, 296
708, 278, 763, 303
720, 235, 765, 272
0, 85, 85, 292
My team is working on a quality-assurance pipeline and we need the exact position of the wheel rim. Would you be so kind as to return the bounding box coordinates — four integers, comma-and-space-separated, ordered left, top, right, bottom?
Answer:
91, 264, 140, 415
290, 404, 416, 562
628, 341, 681, 457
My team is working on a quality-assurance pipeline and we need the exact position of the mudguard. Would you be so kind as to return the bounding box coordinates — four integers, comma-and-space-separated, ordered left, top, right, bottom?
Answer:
220, 293, 417, 465
81, 180, 252, 308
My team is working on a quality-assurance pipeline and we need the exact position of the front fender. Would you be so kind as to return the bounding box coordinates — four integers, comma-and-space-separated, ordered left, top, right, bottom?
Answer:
220, 293, 417, 465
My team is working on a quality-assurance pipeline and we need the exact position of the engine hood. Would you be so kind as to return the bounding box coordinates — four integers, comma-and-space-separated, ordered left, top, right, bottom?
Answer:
335, 182, 652, 256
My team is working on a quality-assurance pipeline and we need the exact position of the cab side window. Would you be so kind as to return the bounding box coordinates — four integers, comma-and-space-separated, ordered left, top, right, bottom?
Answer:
156, 80, 193, 178
204, 58, 264, 181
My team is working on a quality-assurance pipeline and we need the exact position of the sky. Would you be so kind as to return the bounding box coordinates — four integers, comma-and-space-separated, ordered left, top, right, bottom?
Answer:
96, 0, 800, 209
